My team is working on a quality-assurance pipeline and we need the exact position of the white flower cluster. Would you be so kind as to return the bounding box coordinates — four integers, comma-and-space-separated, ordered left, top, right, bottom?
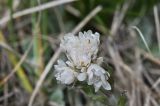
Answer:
54, 30, 111, 92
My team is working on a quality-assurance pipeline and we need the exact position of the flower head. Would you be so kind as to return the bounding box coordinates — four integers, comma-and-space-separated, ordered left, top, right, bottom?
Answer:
60, 30, 100, 69
87, 64, 111, 92
54, 30, 111, 92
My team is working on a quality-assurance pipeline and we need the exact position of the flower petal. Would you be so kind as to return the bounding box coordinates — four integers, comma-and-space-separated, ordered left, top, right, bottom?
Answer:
60, 69, 75, 84
57, 59, 66, 66
96, 57, 103, 65
102, 81, 111, 90
94, 81, 102, 92
66, 61, 74, 68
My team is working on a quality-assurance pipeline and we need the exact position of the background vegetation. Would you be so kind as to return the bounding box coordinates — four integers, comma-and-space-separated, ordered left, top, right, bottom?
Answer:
0, 0, 160, 106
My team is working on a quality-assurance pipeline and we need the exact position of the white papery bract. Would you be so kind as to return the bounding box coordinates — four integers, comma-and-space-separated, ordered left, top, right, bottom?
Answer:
77, 72, 87, 81
54, 30, 111, 92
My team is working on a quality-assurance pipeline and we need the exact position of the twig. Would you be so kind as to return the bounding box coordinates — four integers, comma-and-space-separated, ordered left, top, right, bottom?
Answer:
153, 6, 160, 53
28, 5, 102, 106
0, 0, 76, 26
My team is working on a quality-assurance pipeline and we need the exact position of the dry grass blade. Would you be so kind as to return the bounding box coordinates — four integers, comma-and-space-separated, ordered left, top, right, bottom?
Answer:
144, 93, 151, 106
54, 8, 65, 32
0, 0, 76, 26
0, 42, 15, 53
28, 5, 102, 106
0, 32, 33, 92
152, 77, 160, 89
71, 5, 102, 34
0, 41, 33, 85
28, 48, 61, 106
139, 48, 160, 66
0, 92, 14, 102
65, 5, 81, 17
0, 40, 39, 68
131, 26, 151, 54
150, 97, 159, 106
153, 6, 160, 53
111, 0, 131, 35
